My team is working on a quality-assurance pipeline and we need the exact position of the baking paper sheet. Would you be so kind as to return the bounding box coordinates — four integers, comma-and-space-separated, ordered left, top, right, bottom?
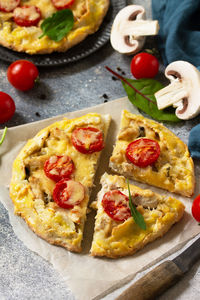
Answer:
0, 97, 200, 300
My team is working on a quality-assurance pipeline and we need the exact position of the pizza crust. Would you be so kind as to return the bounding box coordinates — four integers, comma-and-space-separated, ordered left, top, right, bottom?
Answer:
0, 0, 110, 54
109, 110, 195, 197
10, 113, 111, 252
90, 173, 185, 258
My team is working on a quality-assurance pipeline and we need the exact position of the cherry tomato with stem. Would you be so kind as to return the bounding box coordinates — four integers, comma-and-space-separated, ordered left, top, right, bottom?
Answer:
0, 92, 16, 124
130, 52, 159, 79
192, 195, 200, 223
7, 60, 39, 91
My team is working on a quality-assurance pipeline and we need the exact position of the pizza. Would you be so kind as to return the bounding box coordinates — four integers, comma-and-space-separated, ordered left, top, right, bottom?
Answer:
109, 110, 195, 197
90, 173, 185, 258
0, 0, 110, 54
9, 113, 111, 252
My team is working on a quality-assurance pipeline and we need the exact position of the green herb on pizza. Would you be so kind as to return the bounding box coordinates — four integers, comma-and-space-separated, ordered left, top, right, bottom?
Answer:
39, 9, 74, 42
127, 179, 146, 230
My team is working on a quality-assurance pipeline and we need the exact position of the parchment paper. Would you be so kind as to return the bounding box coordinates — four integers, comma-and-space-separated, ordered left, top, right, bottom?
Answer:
0, 97, 200, 300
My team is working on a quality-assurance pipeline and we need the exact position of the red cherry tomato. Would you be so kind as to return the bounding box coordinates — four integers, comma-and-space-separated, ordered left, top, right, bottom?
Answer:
7, 60, 39, 91
71, 127, 104, 154
53, 179, 85, 209
102, 190, 131, 222
130, 52, 159, 79
0, 0, 20, 12
0, 92, 16, 124
44, 155, 75, 182
13, 5, 41, 27
192, 195, 200, 223
51, 0, 75, 10
126, 138, 160, 168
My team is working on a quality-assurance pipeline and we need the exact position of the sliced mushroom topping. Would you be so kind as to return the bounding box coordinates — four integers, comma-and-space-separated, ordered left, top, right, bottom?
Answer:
132, 194, 158, 209
155, 61, 200, 120
110, 5, 159, 55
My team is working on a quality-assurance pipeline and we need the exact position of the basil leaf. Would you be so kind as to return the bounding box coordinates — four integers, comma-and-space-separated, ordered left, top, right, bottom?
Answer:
39, 9, 74, 42
0, 127, 7, 146
127, 179, 146, 230
122, 78, 180, 123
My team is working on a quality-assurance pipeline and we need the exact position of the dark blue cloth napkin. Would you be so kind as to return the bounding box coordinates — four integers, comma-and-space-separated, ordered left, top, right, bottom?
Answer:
188, 124, 200, 159
152, 0, 200, 67
152, 0, 200, 158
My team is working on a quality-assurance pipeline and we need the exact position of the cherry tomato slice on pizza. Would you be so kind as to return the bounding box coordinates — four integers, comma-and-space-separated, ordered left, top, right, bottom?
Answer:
71, 127, 104, 154
44, 155, 75, 182
51, 0, 75, 10
13, 5, 41, 27
0, 0, 20, 12
102, 190, 131, 222
126, 138, 160, 168
192, 195, 200, 223
53, 179, 85, 209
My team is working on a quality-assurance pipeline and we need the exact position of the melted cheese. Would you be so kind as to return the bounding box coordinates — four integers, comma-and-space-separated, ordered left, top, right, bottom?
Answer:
14, 6, 40, 21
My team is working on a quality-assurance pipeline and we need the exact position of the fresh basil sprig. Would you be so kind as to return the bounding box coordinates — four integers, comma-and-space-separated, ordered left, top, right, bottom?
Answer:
39, 9, 74, 42
0, 127, 7, 146
127, 179, 146, 230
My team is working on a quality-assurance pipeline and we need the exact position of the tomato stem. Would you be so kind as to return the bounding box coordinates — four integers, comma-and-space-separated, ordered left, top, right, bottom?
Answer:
0, 127, 7, 146
105, 66, 154, 104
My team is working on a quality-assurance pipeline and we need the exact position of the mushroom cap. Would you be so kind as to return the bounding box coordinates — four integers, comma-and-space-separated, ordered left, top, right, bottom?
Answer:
165, 61, 200, 120
110, 5, 146, 55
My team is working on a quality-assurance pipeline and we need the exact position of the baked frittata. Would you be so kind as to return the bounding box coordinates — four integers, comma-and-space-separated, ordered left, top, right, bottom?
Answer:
0, 0, 109, 54
10, 113, 111, 252
90, 173, 185, 258
109, 110, 195, 197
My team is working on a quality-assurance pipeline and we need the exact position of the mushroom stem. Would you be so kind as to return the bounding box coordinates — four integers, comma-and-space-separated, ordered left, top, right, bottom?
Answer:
155, 79, 187, 110
121, 20, 159, 36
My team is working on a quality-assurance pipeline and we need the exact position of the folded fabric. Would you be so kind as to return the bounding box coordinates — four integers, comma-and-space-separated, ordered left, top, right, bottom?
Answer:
152, 0, 200, 67
188, 124, 200, 159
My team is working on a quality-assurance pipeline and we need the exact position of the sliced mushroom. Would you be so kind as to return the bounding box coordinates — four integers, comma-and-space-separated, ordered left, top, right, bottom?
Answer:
155, 61, 200, 120
110, 5, 159, 55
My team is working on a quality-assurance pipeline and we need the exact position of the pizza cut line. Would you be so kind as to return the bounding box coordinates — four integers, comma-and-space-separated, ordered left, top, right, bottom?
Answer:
109, 110, 195, 197
9, 112, 111, 252
0, 0, 110, 54
90, 173, 185, 258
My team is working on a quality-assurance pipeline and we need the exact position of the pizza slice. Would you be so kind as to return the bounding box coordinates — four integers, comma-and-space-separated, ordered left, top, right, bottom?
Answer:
90, 173, 185, 258
109, 110, 195, 197
10, 113, 111, 252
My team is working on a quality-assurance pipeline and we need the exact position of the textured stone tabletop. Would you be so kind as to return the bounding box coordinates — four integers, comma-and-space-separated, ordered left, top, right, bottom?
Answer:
0, 1, 200, 299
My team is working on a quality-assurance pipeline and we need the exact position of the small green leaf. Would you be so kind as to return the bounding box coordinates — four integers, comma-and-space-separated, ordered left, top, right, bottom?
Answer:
39, 9, 74, 42
0, 127, 7, 146
127, 179, 146, 230
122, 78, 180, 123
